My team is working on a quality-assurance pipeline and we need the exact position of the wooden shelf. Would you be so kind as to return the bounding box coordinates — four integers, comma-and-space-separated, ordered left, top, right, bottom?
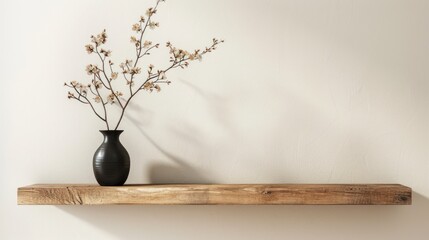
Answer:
17, 184, 411, 205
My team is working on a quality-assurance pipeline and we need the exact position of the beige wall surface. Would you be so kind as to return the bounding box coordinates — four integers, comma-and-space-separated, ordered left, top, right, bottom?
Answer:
1, 0, 428, 239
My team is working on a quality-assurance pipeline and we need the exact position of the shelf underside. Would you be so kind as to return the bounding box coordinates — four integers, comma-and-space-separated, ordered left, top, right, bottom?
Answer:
17, 184, 412, 205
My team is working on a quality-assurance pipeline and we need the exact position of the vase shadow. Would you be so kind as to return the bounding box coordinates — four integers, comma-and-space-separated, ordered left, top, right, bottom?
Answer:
125, 112, 213, 184
147, 161, 212, 184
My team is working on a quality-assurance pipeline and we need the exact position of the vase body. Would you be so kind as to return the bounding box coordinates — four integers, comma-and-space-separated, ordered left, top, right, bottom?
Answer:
93, 130, 130, 186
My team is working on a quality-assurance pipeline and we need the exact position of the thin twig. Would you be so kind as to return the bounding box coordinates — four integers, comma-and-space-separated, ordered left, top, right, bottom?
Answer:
71, 85, 107, 126
92, 75, 109, 130
95, 46, 124, 109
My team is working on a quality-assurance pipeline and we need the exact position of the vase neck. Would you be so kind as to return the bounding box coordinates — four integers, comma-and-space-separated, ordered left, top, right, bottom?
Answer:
100, 130, 123, 143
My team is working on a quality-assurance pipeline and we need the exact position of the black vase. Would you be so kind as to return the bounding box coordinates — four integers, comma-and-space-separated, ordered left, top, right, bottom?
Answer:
93, 130, 130, 186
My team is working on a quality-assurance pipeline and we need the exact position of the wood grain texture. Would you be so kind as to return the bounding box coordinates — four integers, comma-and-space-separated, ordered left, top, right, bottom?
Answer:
17, 184, 412, 205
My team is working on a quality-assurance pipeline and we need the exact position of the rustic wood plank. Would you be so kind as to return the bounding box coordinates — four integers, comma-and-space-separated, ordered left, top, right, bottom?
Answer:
17, 184, 412, 205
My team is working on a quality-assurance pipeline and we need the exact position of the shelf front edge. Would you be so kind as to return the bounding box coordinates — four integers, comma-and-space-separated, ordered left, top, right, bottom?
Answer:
17, 184, 412, 205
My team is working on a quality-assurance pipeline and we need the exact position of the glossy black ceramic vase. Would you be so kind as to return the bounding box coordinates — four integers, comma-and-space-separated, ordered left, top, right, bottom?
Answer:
93, 130, 130, 186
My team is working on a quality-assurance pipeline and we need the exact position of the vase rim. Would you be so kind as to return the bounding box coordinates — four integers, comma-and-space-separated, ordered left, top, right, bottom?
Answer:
99, 130, 124, 133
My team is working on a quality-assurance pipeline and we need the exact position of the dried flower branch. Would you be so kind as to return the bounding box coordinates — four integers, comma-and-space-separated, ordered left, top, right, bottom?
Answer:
65, 0, 223, 130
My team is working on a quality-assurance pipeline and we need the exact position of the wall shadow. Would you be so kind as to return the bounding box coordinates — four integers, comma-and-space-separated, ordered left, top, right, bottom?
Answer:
124, 78, 399, 184
57, 191, 429, 240
125, 110, 212, 184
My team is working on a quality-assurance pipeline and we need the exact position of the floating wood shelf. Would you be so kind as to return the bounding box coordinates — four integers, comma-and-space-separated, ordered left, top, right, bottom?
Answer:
17, 184, 411, 205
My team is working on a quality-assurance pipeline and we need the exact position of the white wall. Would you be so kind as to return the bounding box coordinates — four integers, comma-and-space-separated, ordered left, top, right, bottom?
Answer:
1, 0, 429, 239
